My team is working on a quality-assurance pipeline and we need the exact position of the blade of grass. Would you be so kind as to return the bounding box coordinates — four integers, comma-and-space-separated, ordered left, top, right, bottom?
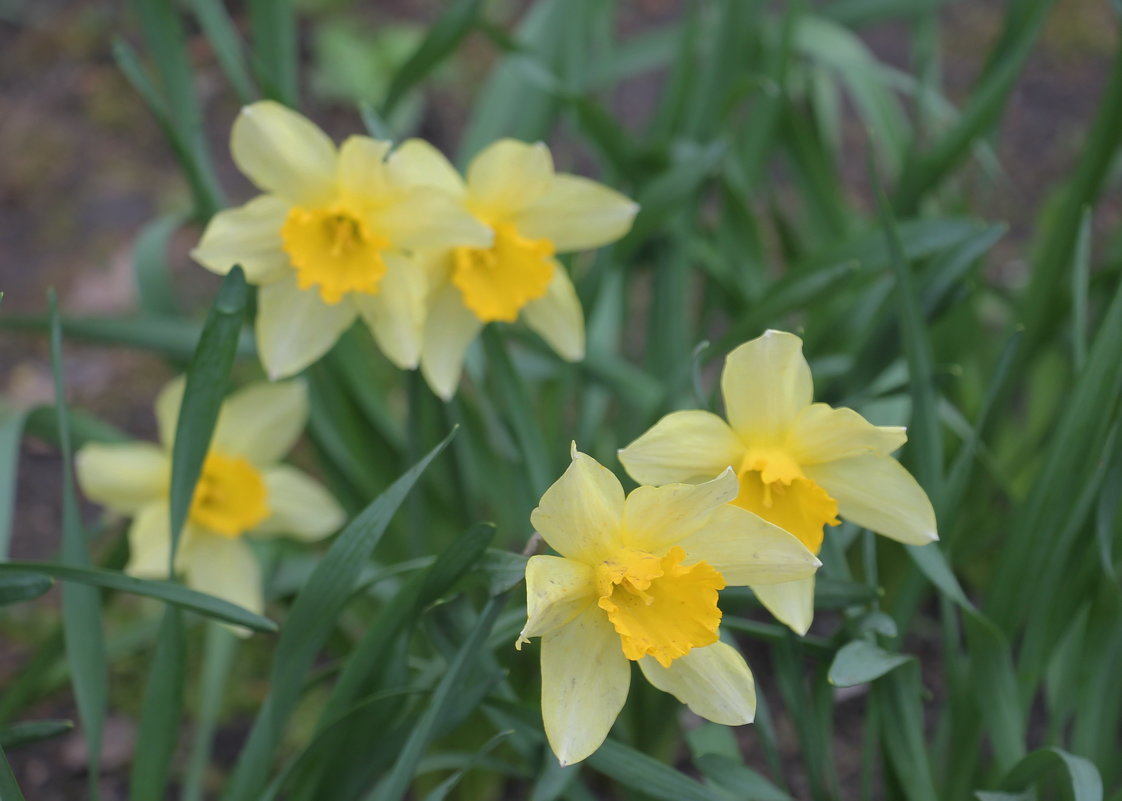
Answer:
248, 0, 297, 106
0, 720, 74, 749
129, 608, 186, 801
191, 0, 258, 104
0, 402, 30, 559
0, 572, 53, 605
181, 622, 238, 801
133, 212, 185, 317
1072, 208, 1092, 371
382, 0, 482, 115
0, 746, 27, 801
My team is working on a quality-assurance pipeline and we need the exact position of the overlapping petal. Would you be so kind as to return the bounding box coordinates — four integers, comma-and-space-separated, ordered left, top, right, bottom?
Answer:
751, 576, 816, 636
677, 505, 820, 586
540, 604, 630, 766
513, 175, 639, 253
253, 465, 343, 541
181, 532, 264, 618
212, 381, 308, 466
619, 410, 745, 486
518, 555, 597, 645
639, 641, 756, 726
255, 275, 358, 379
336, 135, 394, 208
466, 139, 553, 219
231, 101, 336, 207
420, 284, 483, 401
721, 330, 812, 444
352, 252, 426, 370
387, 139, 465, 196
521, 265, 585, 361
619, 470, 739, 554
125, 501, 174, 578
75, 442, 168, 514
789, 403, 907, 464
192, 195, 292, 283
804, 454, 938, 545
371, 187, 492, 251
530, 448, 624, 563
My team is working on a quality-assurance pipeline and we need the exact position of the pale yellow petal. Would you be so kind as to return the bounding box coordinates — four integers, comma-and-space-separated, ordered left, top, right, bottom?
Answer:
512, 174, 638, 253
125, 501, 172, 578
336, 135, 393, 208
530, 448, 624, 563
75, 442, 169, 514
721, 330, 812, 445
231, 101, 336, 206
676, 505, 820, 586
255, 274, 358, 379
541, 604, 630, 766
212, 381, 308, 465
353, 252, 425, 370
155, 376, 186, 451
466, 139, 553, 219
804, 454, 938, 545
619, 469, 739, 554
252, 465, 343, 541
521, 263, 584, 361
788, 403, 906, 464
618, 410, 744, 486
752, 576, 816, 635
517, 555, 597, 645
181, 532, 263, 616
191, 195, 292, 284
420, 284, 483, 401
368, 187, 491, 250
639, 641, 755, 725
386, 139, 465, 196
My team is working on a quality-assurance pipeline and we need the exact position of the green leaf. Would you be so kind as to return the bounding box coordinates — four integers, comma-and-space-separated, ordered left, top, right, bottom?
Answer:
382, 0, 482, 115
221, 430, 456, 801
48, 289, 107, 801
0, 719, 73, 749
181, 623, 239, 801
190, 0, 257, 104
169, 266, 247, 560
997, 748, 1103, 801
0, 562, 276, 631
0, 402, 30, 558
132, 213, 185, 316
0, 745, 27, 801
875, 663, 938, 801
588, 738, 725, 801
128, 608, 186, 801
828, 641, 914, 687
249, 0, 298, 106
695, 753, 793, 801
0, 572, 53, 606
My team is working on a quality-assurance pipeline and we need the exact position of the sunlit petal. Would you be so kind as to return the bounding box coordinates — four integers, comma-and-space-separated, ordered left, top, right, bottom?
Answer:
619, 469, 739, 553
752, 576, 816, 635
420, 284, 483, 401
521, 263, 584, 361
513, 174, 638, 253
212, 381, 307, 466
789, 403, 907, 464
353, 252, 426, 370
619, 410, 744, 486
256, 274, 358, 379
541, 604, 630, 766
231, 101, 336, 206
76, 442, 168, 514
192, 195, 292, 284
530, 448, 624, 563
252, 465, 343, 541
639, 640, 756, 725
518, 555, 597, 645
721, 330, 812, 444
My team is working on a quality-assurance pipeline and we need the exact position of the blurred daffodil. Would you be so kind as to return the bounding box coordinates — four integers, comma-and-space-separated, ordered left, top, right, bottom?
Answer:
518, 446, 819, 765
619, 330, 937, 635
76, 377, 343, 620
193, 101, 491, 379
384, 139, 638, 399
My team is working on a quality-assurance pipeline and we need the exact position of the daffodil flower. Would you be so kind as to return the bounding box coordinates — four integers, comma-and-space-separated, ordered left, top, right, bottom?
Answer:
381, 139, 638, 399
518, 446, 820, 765
619, 330, 938, 635
75, 378, 343, 621
192, 101, 492, 379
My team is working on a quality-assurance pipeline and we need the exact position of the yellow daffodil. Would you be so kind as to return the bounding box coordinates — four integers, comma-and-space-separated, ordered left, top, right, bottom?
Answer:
518, 446, 820, 765
619, 330, 938, 635
75, 377, 343, 621
380, 139, 638, 399
192, 101, 492, 379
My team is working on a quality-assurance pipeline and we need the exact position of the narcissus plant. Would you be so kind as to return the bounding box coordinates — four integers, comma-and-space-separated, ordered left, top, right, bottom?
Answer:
619, 330, 937, 634
75, 377, 343, 619
517, 446, 820, 765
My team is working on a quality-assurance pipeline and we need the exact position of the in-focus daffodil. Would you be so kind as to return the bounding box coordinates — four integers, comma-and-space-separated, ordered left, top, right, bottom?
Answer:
380, 139, 638, 399
518, 446, 820, 765
193, 101, 492, 379
619, 330, 938, 635
75, 378, 343, 620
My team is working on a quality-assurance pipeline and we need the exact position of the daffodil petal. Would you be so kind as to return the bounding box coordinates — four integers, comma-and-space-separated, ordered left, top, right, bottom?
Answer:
156, 376, 186, 451
256, 274, 358, 379
335, 135, 393, 207
466, 139, 553, 219
353, 252, 425, 370
125, 501, 172, 578
192, 195, 292, 283
619, 469, 739, 553
518, 555, 597, 645
231, 101, 336, 206
751, 576, 815, 635
212, 381, 307, 465
789, 403, 907, 464
181, 532, 263, 616
677, 505, 820, 586
721, 330, 812, 444
252, 465, 343, 541
75, 442, 169, 514
420, 284, 483, 401
804, 454, 937, 545
387, 139, 465, 196
541, 604, 630, 766
530, 448, 624, 563
369, 187, 491, 251
618, 410, 744, 486
639, 640, 756, 725
513, 174, 638, 253
521, 263, 584, 361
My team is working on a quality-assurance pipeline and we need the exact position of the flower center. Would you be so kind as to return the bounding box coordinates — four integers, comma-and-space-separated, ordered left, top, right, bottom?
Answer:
733, 448, 839, 554
596, 546, 725, 668
452, 221, 555, 323
280, 206, 390, 304
188, 452, 270, 537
